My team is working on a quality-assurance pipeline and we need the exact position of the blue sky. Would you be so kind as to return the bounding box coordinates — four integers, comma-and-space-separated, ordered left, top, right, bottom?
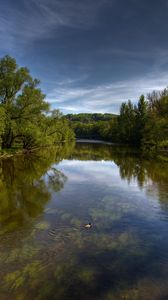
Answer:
0, 0, 168, 113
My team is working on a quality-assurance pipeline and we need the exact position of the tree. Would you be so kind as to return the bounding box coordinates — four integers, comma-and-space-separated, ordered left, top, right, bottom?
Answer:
0, 55, 49, 148
0, 55, 74, 150
117, 100, 136, 144
134, 95, 148, 144
143, 89, 168, 149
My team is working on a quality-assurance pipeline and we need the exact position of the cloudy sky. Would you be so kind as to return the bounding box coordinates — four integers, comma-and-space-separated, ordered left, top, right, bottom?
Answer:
0, 0, 168, 113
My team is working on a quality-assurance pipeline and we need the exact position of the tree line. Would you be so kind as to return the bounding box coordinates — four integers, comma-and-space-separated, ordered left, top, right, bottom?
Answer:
65, 114, 116, 140
0, 55, 167, 154
66, 113, 116, 123
0, 55, 74, 152
67, 91, 168, 152
109, 92, 168, 150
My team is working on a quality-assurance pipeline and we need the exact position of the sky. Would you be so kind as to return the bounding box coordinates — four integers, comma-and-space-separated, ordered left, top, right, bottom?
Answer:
0, 0, 168, 114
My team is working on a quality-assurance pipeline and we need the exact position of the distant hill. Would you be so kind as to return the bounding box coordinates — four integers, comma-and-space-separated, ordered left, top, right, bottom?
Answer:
65, 113, 117, 123
64, 113, 118, 141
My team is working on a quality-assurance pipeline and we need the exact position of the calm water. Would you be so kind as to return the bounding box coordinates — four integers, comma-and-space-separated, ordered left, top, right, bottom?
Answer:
0, 142, 168, 300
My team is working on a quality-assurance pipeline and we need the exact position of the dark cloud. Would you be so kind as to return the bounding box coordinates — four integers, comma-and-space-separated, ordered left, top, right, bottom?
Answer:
0, 0, 168, 113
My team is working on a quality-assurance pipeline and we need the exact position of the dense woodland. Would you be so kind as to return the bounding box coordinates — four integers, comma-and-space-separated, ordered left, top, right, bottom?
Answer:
0, 56, 74, 152
66, 113, 116, 122
0, 55, 168, 154
65, 113, 117, 140
66, 93, 168, 153
111, 93, 168, 149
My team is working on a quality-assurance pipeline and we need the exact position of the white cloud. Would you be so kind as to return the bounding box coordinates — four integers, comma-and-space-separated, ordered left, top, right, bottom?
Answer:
57, 160, 147, 192
58, 160, 121, 187
46, 70, 168, 113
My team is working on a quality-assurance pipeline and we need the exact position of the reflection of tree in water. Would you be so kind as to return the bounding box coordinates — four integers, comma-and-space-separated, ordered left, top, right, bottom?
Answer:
46, 167, 67, 192
0, 143, 74, 233
113, 152, 168, 205
73, 142, 168, 204
0, 141, 168, 300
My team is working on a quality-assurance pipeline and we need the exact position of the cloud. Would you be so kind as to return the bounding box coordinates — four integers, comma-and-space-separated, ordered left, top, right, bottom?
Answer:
58, 160, 122, 187
0, 0, 110, 51
1, 0, 168, 115
57, 159, 143, 191
46, 70, 168, 113
33, 0, 109, 28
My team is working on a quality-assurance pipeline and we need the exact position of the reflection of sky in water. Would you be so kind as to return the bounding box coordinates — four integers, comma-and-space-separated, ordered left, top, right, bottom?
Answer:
50, 159, 163, 222
0, 144, 168, 300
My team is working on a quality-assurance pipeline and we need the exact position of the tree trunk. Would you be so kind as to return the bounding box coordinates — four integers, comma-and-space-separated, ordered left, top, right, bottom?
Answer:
2, 129, 14, 149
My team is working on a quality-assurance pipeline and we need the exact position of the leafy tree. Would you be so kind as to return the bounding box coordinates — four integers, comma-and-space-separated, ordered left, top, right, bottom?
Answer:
0, 55, 49, 148
143, 89, 168, 149
130, 95, 148, 145
0, 55, 74, 150
117, 100, 136, 144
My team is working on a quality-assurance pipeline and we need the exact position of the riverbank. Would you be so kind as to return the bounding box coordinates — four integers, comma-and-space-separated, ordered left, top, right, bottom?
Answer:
0, 139, 167, 162
0, 148, 24, 159
0, 140, 75, 160
76, 139, 168, 162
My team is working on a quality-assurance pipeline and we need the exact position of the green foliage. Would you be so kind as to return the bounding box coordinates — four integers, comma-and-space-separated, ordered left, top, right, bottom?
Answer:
67, 89, 167, 154
65, 113, 117, 141
115, 91, 168, 149
0, 106, 6, 148
1, 54, 167, 155
66, 113, 116, 123
0, 55, 74, 150
117, 100, 137, 143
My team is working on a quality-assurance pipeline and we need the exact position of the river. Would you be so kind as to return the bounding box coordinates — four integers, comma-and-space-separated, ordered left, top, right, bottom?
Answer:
0, 141, 168, 300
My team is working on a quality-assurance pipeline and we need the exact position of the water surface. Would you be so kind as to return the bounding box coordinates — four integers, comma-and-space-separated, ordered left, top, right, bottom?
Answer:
0, 142, 168, 300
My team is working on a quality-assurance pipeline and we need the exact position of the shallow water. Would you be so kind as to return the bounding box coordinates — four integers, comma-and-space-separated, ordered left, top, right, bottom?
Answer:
0, 142, 168, 300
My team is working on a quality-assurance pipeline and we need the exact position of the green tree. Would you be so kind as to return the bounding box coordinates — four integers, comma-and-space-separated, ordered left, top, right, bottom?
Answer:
143, 89, 168, 150
117, 100, 136, 144
0, 55, 49, 148
0, 55, 74, 150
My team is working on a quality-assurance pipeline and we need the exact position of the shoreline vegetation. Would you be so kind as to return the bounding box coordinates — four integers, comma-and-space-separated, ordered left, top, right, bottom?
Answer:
0, 55, 75, 155
65, 96, 168, 155
0, 142, 70, 159
0, 55, 167, 160
1, 141, 167, 163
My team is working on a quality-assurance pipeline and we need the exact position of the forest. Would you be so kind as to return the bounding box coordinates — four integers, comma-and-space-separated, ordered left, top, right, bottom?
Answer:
0, 55, 168, 155
0, 55, 74, 153
66, 113, 116, 122
67, 93, 168, 153
65, 113, 117, 140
